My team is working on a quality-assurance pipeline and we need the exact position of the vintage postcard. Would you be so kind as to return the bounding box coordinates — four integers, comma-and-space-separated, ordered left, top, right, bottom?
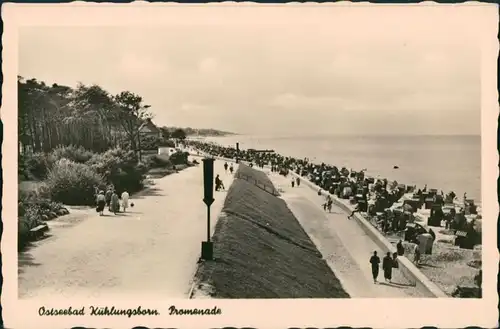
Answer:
1, 2, 498, 328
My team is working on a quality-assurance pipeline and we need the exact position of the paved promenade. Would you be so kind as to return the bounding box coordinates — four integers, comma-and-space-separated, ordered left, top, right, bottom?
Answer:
266, 169, 424, 298
18, 159, 237, 300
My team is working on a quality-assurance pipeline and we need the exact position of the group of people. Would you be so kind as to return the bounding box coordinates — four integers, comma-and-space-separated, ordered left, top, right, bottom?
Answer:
214, 162, 236, 191
368, 238, 424, 283
223, 162, 234, 174
95, 186, 131, 216
369, 250, 400, 284
290, 176, 301, 188
186, 140, 476, 232
369, 242, 408, 284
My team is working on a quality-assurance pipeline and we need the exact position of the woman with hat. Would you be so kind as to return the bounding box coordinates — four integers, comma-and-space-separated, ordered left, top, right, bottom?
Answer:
110, 190, 120, 215
96, 191, 106, 216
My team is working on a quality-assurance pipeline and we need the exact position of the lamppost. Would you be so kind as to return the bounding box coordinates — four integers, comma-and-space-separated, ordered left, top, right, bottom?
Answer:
201, 157, 215, 261
235, 142, 240, 164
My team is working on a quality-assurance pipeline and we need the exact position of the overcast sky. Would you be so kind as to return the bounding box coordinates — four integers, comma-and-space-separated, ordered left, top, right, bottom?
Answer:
19, 5, 484, 136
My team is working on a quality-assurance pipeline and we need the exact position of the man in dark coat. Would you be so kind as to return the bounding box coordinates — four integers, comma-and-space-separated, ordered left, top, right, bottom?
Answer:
369, 251, 380, 283
397, 240, 405, 256
383, 252, 393, 283
105, 187, 113, 209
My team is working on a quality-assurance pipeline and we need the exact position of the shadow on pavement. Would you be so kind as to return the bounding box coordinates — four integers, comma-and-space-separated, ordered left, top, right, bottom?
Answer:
18, 246, 43, 275
100, 211, 144, 218
119, 211, 142, 215
132, 187, 165, 199
390, 281, 416, 287
378, 281, 415, 289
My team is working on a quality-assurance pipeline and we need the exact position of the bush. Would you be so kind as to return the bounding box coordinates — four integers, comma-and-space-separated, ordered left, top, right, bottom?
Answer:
169, 151, 189, 165
19, 145, 93, 180
148, 154, 172, 168
46, 159, 104, 205
87, 147, 147, 194
18, 199, 46, 249
18, 187, 70, 249
22, 152, 56, 179
51, 145, 94, 163
20, 205, 43, 229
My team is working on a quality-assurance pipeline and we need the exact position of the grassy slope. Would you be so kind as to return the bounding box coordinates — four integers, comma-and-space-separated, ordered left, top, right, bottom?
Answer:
194, 165, 349, 298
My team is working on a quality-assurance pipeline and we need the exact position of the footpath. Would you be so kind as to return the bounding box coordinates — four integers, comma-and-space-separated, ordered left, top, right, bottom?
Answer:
18, 158, 237, 300
266, 169, 425, 298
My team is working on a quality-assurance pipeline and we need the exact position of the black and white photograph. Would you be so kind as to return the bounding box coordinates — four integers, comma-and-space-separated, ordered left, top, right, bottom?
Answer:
2, 3, 497, 328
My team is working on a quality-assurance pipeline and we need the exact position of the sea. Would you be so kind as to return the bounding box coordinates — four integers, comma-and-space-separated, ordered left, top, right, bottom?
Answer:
206, 134, 481, 203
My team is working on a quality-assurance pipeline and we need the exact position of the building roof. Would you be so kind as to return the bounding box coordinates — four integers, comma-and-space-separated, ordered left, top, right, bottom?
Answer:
139, 118, 160, 134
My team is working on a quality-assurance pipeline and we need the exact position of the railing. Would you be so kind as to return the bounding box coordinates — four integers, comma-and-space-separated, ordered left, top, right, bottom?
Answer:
235, 172, 280, 197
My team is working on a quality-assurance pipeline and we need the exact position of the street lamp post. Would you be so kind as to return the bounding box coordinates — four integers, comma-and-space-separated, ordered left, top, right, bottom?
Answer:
235, 142, 240, 164
201, 157, 215, 261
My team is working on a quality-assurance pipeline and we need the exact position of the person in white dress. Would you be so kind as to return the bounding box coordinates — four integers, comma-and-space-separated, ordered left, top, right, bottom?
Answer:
121, 191, 130, 212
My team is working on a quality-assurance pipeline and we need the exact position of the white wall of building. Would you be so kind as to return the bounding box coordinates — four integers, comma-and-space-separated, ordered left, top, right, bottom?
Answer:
158, 147, 177, 156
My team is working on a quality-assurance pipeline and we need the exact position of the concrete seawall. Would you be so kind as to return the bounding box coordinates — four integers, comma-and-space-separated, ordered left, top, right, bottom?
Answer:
291, 171, 448, 298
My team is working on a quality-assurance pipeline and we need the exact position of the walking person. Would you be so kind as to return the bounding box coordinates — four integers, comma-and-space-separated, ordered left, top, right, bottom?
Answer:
296, 177, 301, 187
291, 178, 295, 188
110, 190, 120, 215
392, 252, 399, 269
121, 190, 130, 213
224, 162, 228, 172
347, 203, 361, 220
413, 243, 421, 266
105, 187, 113, 211
382, 252, 393, 283
369, 251, 381, 283
96, 190, 106, 216
229, 164, 234, 174
327, 198, 333, 213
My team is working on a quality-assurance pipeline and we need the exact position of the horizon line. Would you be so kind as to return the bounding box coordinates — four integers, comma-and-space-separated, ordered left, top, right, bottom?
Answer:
216, 133, 481, 138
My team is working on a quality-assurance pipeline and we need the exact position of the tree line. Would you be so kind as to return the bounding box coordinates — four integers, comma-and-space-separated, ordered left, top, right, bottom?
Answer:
18, 76, 176, 154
